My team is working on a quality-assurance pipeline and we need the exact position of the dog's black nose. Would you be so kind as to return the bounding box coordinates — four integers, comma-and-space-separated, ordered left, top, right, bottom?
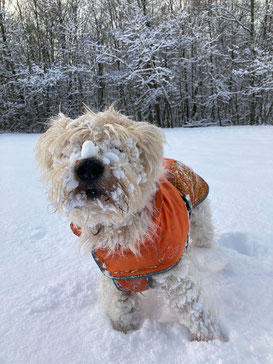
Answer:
75, 159, 104, 182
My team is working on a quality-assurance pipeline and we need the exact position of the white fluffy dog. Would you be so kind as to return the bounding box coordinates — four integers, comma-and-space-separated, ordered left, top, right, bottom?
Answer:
36, 107, 221, 341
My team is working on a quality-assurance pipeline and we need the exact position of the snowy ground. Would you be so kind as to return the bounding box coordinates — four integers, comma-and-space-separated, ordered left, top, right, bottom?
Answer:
1, 126, 273, 364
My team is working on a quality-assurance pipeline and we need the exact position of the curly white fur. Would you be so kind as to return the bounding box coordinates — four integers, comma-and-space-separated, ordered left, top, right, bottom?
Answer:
36, 107, 221, 341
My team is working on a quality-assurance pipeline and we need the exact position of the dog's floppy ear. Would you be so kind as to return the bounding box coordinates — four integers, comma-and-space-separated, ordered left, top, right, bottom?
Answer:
35, 114, 71, 172
135, 122, 166, 181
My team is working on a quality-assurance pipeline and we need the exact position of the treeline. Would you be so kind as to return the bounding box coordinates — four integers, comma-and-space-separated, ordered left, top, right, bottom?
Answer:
0, 0, 272, 132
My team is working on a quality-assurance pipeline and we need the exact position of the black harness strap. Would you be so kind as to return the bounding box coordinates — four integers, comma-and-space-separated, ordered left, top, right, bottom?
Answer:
181, 195, 192, 218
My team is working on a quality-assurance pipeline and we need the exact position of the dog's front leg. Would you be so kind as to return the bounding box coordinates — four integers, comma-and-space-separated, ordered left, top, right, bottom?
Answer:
98, 275, 143, 333
152, 254, 221, 341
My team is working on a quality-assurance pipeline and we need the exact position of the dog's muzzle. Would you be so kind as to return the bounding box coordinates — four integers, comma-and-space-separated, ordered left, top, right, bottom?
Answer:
74, 158, 104, 198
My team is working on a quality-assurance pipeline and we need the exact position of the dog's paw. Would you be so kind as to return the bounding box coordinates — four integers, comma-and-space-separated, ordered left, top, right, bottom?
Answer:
108, 294, 143, 333
190, 332, 218, 342
190, 324, 227, 342
110, 310, 143, 333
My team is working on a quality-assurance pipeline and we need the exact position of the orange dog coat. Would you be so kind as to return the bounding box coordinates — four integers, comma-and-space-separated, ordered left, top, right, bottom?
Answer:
70, 159, 209, 293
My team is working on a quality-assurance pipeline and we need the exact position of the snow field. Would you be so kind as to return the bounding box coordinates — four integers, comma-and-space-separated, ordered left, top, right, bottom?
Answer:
0, 126, 273, 364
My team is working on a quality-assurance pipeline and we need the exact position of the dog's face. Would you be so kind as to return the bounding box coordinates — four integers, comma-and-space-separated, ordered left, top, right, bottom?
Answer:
36, 108, 165, 228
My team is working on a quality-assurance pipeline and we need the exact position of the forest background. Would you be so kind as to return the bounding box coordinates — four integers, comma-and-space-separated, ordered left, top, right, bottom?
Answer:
0, 0, 272, 132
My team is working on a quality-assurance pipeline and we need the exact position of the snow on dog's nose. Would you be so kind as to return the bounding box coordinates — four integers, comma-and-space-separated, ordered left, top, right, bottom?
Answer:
75, 159, 104, 183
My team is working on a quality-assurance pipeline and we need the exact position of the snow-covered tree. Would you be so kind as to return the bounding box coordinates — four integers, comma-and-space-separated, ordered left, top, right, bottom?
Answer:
0, 0, 272, 132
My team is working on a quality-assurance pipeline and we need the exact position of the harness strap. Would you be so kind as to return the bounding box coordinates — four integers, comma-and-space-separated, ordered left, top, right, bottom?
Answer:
181, 195, 192, 218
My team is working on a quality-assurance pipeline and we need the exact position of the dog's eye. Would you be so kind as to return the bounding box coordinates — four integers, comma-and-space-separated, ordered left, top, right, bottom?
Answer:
111, 147, 123, 154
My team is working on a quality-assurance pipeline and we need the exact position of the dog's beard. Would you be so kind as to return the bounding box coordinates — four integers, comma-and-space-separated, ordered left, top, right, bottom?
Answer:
85, 187, 102, 199
62, 183, 126, 219
54, 163, 131, 225
75, 181, 107, 201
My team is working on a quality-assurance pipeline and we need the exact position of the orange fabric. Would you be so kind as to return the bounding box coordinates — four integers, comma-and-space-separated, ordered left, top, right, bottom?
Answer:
71, 158, 209, 293
164, 158, 209, 208
70, 223, 81, 237
93, 179, 189, 282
